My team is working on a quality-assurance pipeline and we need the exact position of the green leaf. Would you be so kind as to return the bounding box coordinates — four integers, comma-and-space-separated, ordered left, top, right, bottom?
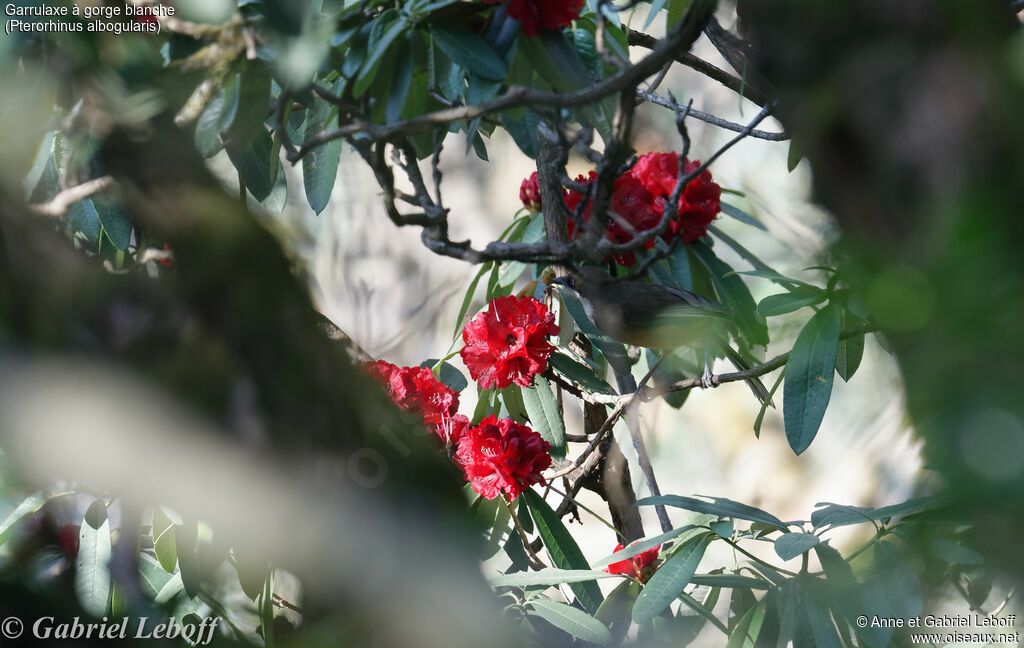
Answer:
355, 11, 408, 97
592, 525, 697, 567
94, 198, 132, 251
727, 597, 767, 648
835, 312, 865, 382
0, 491, 47, 546
175, 521, 202, 599
66, 199, 101, 243
667, 0, 691, 29
786, 138, 803, 172
259, 568, 276, 648
710, 520, 734, 538
302, 80, 342, 215
227, 128, 276, 201
524, 489, 604, 614
430, 22, 507, 81
690, 573, 771, 590
491, 568, 616, 587
76, 499, 112, 617
753, 370, 785, 439
720, 203, 767, 230
774, 532, 819, 561
139, 554, 174, 600
548, 352, 616, 396
595, 580, 641, 645
226, 64, 273, 150
757, 289, 826, 317
530, 598, 612, 646
194, 74, 240, 158
783, 304, 841, 454
152, 507, 178, 573
637, 495, 787, 530
632, 535, 710, 625
497, 385, 529, 422
453, 261, 492, 338
386, 32, 416, 124
690, 240, 769, 347
521, 375, 566, 461
806, 602, 842, 648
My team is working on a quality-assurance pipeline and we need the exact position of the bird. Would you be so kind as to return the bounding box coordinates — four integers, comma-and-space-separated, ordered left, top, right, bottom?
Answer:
550, 265, 773, 405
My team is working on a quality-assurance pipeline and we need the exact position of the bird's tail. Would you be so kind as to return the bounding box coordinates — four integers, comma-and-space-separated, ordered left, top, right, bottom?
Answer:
722, 345, 775, 408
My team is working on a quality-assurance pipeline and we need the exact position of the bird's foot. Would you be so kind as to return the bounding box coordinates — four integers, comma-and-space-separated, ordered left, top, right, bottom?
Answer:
700, 364, 715, 390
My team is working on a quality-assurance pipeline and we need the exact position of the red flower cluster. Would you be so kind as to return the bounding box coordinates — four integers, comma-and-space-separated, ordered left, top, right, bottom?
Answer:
365, 360, 463, 443
628, 152, 721, 244
456, 415, 551, 500
460, 296, 559, 389
564, 171, 661, 267
516, 153, 721, 265
605, 543, 661, 582
484, 0, 583, 37
520, 172, 543, 213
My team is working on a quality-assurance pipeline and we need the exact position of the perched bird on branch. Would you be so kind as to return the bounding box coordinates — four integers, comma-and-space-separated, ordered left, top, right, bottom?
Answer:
551, 265, 773, 405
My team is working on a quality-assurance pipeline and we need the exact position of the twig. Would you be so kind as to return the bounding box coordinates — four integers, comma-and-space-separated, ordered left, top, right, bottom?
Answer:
29, 176, 115, 217
506, 496, 547, 569
636, 90, 789, 141
646, 325, 879, 398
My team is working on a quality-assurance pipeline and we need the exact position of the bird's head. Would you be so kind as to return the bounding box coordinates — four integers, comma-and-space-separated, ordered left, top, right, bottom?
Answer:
548, 266, 613, 299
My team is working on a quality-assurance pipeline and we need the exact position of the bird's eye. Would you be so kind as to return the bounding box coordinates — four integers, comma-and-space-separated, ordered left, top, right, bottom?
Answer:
566, 277, 575, 288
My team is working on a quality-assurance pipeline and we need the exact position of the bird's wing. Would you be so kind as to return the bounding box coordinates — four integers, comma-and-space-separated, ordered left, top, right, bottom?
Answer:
662, 285, 730, 314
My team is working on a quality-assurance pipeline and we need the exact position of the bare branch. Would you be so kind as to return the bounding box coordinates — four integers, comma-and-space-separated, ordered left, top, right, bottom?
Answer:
30, 176, 115, 218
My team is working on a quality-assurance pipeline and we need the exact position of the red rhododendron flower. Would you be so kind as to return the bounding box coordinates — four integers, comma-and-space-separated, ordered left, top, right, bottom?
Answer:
628, 152, 722, 244
460, 296, 559, 389
605, 543, 661, 582
440, 413, 471, 447
484, 0, 583, 37
158, 243, 175, 268
456, 415, 551, 500
564, 171, 661, 267
519, 171, 548, 213
365, 360, 460, 440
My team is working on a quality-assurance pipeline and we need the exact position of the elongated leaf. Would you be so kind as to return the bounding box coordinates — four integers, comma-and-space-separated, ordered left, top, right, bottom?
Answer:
227, 128, 276, 201
548, 352, 616, 396
139, 554, 174, 599
530, 598, 612, 646
453, 261, 493, 338
727, 598, 767, 648
0, 491, 47, 546
355, 11, 407, 97
690, 573, 771, 590
783, 304, 840, 454
593, 525, 697, 567
67, 199, 101, 243
194, 74, 240, 158
595, 579, 641, 644
76, 499, 111, 617
753, 370, 785, 438
94, 198, 132, 251
303, 80, 342, 215
757, 289, 825, 317
226, 64, 272, 149
806, 602, 841, 648
521, 375, 566, 461
259, 568, 276, 648
154, 571, 183, 604
431, 22, 507, 81
152, 507, 178, 573
835, 312, 865, 382
637, 495, 787, 530
774, 532, 819, 561
632, 535, 710, 625
491, 568, 615, 587
524, 489, 603, 613
720, 203, 767, 230
690, 240, 769, 347
175, 520, 202, 598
